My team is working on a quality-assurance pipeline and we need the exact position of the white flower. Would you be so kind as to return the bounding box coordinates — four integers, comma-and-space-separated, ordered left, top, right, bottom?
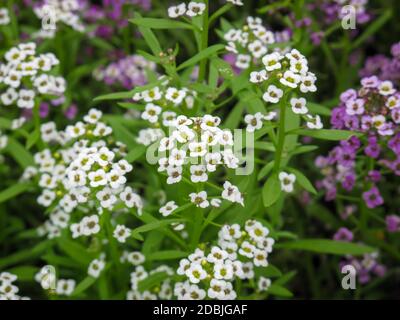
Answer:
226, 0, 243, 5
378, 81, 396, 96
67, 170, 87, 187
17, 89, 35, 109
88, 169, 107, 187
183, 284, 206, 300
188, 141, 207, 157
214, 261, 234, 280
300, 74, 317, 93
263, 85, 283, 104
239, 241, 256, 258
88, 259, 105, 278
235, 54, 251, 69
142, 86, 162, 102
169, 148, 186, 166
189, 191, 209, 208
56, 279, 75, 296
160, 201, 178, 217
258, 276, 271, 291
205, 152, 221, 171
142, 103, 162, 123
207, 246, 228, 264
371, 115, 386, 129
1, 87, 18, 105
262, 52, 282, 71
222, 181, 244, 206
248, 40, 267, 58
253, 249, 269, 267
107, 169, 126, 189
168, 3, 186, 18
96, 188, 117, 209
158, 137, 175, 152
290, 97, 308, 114
244, 112, 264, 132
126, 251, 145, 266
207, 279, 230, 300
81, 215, 100, 236
186, 263, 207, 284
120, 186, 143, 214
280, 70, 301, 88
219, 224, 241, 241
346, 98, 365, 115
249, 70, 267, 83
84, 108, 102, 124
37, 189, 56, 207
210, 198, 221, 207
113, 224, 131, 243
186, 2, 206, 17
94, 147, 115, 166
278, 171, 296, 193
66, 121, 86, 138
166, 166, 183, 184
165, 87, 187, 105
0, 8, 10, 25
305, 114, 323, 129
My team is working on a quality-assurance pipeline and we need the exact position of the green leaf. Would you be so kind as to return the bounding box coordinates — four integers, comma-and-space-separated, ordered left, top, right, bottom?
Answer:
57, 238, 93, 265
262, 173, 282, 207
130, 17, 193, 30
131, 218, 185, 241
72, 276, 97, 296
138, 272, 169, 292
0, 241, 51, 269
268, 284, 293, 298
125, 145, 146, 162
147, 250, 189, 261
307, 102, 331, 116
7, 266, 37, 281
289, 129, 361, 141
0, 183, 31, 204
256, 265, 282, 278
94, 90, 134, 102
5, 137, 34, 168
257, 161, 274, 181
277, 239, 376, 255
287, 168, 317, 195
351, 9, 392, 50
132, 13, 162, 56
177, 44, 225, 71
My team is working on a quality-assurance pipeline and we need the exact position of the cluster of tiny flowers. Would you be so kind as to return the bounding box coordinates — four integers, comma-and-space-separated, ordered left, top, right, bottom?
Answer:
339, 252, 386, 285
174, 220, 274, 300
127, 264, 174, 300
0, 272, 30, 300
0, 43, 66, 110
155, 114, 240, 186
22, 109, 142, 239
168, 2, 206, 18
133, 78, 197, 114
223, 16, 291, 70
360, 42, 400, 86
0, 7, 10, 25
249, 48, 322, 129
35, 266, 76, 296
93, 55, 156, 89
34, 0, 85, 38
316, 77, 400, 208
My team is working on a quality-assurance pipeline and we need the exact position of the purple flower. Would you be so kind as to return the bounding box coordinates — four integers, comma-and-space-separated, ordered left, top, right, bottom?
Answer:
39, 102, 49, 118
64, 104, 78, 120
385, 214, 400, 233
364, 136, 381, 158
367, 170, 381, 183
362, 186, 384, 208
342, 173, 355, 191
333, 227, 354, 242
361, 76, 380, 88
310, 32, 324, 46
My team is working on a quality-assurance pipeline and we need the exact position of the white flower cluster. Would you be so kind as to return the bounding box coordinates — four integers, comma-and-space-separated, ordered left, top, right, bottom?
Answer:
224, 16, 290, 70
155, 114, 240, 187
0, 272, 30, 300
168, 2, 206, 18
127, 265, 174, 300
133, 79, 197, 114
23, 108, 142, 239
174, 220, 274, 300
35, 266, 76, 296
88, 255, 106, 278
0, 42, 66, 109
136, 128, 164, 146
0, 8, 10, 25
244, 111, 276, 133
251, 49, 323, 129
34, 0, 85, 38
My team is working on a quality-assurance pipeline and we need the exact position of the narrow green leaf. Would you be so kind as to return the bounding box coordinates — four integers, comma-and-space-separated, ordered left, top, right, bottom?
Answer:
277, 239, 376, 255
177, 44, 225, 71
138, 272, 168, 292
289, 129, 361, 141
0, 183, 31, 204
147, 250, 189, 261
287, 168, 317, 195
262, 173, 282, 207
130, 18, 193, 30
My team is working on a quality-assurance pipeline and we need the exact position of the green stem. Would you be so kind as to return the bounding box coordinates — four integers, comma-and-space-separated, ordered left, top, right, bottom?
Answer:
197, 0, 209, 84
273, 96, 287, 172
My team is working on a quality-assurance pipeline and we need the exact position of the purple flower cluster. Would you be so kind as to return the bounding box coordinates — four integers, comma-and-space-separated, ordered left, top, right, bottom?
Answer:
94, 54, 156, 89
339, 252, 386, 284
360, 42, 400, 85
316, 77, 400, 208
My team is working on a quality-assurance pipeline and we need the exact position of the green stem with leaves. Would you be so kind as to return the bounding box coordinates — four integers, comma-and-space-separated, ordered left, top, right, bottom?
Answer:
273, 96, 288, 172
197, 0, 209, 84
